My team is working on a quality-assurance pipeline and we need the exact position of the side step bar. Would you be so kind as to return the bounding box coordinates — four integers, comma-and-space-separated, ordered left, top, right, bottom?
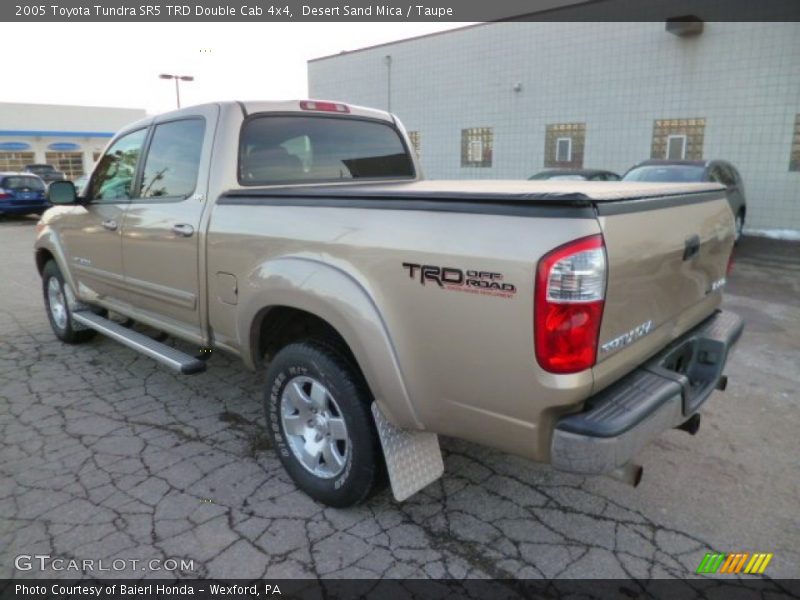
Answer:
72, 311, 207, 375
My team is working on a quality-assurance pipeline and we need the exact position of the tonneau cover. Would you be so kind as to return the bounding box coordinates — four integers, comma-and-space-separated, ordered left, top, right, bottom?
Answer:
225, 180, 725, 204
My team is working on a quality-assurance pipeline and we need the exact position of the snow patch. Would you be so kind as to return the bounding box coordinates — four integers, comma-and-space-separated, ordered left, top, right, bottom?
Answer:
745, 228, 800, 242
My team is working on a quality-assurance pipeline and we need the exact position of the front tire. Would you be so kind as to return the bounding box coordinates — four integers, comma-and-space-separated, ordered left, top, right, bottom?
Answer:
42, 260, 96, 344
264, 341, 384, 507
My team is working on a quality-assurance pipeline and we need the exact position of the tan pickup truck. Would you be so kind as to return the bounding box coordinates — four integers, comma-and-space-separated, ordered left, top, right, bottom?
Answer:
35, 100, 742, 507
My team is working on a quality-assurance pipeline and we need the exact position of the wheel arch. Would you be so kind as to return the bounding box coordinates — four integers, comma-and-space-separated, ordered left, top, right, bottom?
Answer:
238, 256, 421, 430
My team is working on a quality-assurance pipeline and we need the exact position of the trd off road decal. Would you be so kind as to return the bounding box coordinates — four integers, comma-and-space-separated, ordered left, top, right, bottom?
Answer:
401, 263, 517, 299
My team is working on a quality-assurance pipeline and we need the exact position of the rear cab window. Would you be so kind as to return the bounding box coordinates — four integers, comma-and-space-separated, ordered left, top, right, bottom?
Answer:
239, 115, 415, 185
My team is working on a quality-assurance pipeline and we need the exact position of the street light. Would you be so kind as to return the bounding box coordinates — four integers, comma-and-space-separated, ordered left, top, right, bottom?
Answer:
159, 73, 194, 109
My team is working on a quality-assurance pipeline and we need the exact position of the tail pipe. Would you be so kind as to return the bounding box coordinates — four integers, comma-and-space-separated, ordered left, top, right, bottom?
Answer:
676, 413, 702, 436
607, 463, 643, 487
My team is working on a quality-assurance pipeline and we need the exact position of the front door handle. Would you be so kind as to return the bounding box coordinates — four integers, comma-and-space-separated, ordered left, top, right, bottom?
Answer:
102, 219, 118, 231
172, 223, 195, 237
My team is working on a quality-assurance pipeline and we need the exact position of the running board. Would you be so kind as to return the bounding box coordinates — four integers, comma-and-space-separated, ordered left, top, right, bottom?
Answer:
72, 311, 207, 375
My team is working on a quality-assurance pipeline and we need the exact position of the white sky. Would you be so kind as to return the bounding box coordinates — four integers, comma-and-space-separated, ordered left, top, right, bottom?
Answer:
4, 23, 471, 114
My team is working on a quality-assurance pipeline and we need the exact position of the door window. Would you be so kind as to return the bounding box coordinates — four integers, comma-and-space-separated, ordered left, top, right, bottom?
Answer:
88, 129, 147, 202
140, 119, 205, 199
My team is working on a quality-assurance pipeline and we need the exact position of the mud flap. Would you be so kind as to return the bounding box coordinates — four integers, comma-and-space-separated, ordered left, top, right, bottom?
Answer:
371, 402, 444, 502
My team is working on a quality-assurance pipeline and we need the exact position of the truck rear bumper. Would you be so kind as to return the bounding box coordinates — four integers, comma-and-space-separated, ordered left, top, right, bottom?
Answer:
551, 310, 743, 475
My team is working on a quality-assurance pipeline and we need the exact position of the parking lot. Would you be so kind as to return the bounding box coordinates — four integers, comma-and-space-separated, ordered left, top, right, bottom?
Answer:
1, 215, 798, 580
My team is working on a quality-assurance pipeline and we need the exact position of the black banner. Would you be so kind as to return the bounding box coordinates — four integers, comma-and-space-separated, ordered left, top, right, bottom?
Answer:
3, 0, 800, 22
3, 579, 800, 600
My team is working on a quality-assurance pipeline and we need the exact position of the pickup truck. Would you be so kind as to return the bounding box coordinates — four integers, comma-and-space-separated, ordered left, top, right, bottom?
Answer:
35, 100, 743, 507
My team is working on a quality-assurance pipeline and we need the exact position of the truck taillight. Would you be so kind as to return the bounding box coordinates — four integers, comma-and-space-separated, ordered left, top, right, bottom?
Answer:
535, 234, 607, 374
299, 100, 350, 113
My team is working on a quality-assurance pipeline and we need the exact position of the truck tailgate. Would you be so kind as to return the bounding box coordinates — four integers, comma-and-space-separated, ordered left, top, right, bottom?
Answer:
592, 188, 735, 390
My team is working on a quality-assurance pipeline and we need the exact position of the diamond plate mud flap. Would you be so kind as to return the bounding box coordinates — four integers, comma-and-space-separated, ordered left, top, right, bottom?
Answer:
371, 402, 444, 502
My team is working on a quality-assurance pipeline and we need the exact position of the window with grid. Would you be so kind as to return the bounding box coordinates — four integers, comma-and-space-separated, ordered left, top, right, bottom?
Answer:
461, 127, 493, 168
45, 152, 84, 179
790, 114, 800, 172
407, 131, 421, 158
544, 123, 585, 168
0, 151, 35, 172
651, 118, 705, 160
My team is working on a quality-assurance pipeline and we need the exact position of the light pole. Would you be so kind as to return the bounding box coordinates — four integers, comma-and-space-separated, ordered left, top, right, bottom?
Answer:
159, 73, 194, 109
383, 55, 392, 113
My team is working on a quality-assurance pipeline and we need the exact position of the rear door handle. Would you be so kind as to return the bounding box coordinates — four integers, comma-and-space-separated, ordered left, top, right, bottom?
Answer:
102, 219, 118, 231
172, 223, 195, 237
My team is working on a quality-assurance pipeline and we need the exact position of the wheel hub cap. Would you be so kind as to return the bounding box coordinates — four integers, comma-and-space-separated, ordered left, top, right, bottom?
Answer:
47, 277, 68, 330
280, 376, 350, 479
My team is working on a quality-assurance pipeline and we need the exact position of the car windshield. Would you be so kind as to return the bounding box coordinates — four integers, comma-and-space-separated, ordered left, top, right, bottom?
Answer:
239, 115, 415, 185
529, 172, 587, 180
545, 174, 587, 181
623, 165, 706, 183
1, 176, 45, 191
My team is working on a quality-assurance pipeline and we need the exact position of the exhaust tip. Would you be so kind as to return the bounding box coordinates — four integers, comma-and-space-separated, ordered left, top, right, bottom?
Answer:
676, 414, 701, 436
608, 463, 643, 488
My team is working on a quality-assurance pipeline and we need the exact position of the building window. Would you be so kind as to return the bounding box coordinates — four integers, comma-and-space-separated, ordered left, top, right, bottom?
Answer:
790, 114, 800, 172
407, 131, 421, 158
45, 152, 84, 179
652, 118, 705, 160
556, 137, 572, 162
544, 123, 585, 168
0, 151, 35, 172
667, 135, 687, 160
461, 127, 493, 168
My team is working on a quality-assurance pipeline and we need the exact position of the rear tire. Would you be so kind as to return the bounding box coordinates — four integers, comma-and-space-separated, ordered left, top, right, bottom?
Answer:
264, 341, 384, 507
42, 260, 97, 344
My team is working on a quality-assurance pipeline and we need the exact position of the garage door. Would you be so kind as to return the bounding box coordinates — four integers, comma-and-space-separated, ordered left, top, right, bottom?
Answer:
45, 152, 84, 179
0, 151, 35, 172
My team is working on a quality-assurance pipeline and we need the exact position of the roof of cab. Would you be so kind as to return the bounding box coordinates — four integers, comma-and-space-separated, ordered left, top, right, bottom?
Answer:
116, 99, 394, 137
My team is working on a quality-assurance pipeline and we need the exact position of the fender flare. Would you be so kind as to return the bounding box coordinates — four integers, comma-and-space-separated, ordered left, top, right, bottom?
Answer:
34, 229, 79, 294
236, 256, 422, 429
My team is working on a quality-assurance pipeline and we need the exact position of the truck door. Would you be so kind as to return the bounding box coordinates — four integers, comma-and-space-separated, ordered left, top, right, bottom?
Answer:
58, 127, 148, 302
120, 105, 218, 334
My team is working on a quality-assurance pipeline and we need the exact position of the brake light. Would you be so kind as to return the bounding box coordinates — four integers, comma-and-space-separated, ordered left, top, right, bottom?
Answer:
535, 234, 607, 374
299, 100, 350, 113
0, 188, 10, 199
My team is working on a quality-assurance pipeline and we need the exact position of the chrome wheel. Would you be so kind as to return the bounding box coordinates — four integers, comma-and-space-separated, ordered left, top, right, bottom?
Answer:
280, 376, 350, 479
47, 276, 68, 330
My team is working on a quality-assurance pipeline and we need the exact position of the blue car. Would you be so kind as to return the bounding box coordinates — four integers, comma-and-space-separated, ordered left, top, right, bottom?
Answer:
0, 172, 50, 217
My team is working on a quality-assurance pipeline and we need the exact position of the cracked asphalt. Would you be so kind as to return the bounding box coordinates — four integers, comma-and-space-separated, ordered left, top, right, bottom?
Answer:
1, 216, 798, 580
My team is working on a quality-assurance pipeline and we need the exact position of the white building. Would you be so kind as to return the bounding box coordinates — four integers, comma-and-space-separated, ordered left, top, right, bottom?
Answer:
0, 103, 146, 179
309, 22, 800, 233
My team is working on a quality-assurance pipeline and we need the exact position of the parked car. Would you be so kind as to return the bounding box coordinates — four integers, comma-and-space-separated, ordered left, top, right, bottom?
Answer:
35, 100, 741, 507
0, 172, 49, 217
24, 163, 66, 184
529, 168, 620, 181
623, 159, 747, 241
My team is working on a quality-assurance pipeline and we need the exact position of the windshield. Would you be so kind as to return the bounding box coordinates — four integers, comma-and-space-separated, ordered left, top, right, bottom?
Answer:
623, 165, 706, 183
1, 176, 45, 191
239, 115, 415, 185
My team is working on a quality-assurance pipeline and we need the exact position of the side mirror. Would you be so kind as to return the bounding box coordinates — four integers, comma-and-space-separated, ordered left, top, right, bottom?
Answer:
48, 180, 77, 205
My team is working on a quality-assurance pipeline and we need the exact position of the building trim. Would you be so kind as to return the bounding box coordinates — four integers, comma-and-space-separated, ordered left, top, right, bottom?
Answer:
0, 130, 115, 138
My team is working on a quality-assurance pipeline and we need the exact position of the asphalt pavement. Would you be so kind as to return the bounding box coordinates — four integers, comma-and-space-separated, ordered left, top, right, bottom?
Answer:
1, 215, 798, 580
